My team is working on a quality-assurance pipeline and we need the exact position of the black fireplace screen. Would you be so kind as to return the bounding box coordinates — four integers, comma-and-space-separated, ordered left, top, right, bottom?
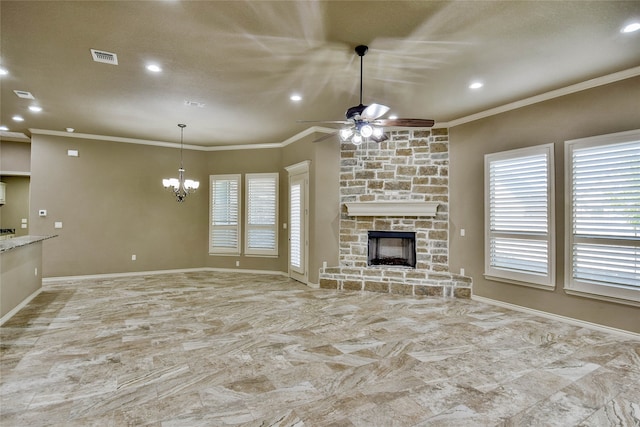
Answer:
367, 231, 416, 268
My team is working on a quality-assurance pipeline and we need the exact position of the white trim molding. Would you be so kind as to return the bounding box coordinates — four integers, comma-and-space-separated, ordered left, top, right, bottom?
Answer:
0, 287, 42, 326
472, 295, 640, 340
345, 201, 439, 217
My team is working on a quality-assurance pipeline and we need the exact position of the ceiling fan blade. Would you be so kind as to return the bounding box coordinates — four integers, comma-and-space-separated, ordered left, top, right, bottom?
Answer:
313, 131, 338, 143
361, 103, 390, 121
297, 120, 350, 125
376, 118, 435, 128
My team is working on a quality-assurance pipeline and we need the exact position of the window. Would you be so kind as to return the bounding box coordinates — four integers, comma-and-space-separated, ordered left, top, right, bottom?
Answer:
485, 144, 555, 288
565, 130, 640, 304
209, 174, 241, 254
245, 173, 278, 256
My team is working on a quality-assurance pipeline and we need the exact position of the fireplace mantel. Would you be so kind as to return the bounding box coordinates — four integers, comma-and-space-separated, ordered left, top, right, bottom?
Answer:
345, 201, 439, 217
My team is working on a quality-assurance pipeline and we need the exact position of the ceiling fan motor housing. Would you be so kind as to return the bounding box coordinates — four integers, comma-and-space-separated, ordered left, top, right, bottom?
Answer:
346, 104, 367, 120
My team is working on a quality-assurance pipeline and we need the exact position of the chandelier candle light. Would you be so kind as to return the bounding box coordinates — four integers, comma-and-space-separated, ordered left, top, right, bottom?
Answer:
162, 123, 199, 202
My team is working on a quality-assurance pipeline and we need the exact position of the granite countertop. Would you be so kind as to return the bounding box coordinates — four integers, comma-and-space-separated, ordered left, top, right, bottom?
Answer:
0, 235, 57, 253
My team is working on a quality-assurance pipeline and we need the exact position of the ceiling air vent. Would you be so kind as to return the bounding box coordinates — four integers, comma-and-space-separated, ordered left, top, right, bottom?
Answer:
13, 90, 35, 99
90, 49, 118, 65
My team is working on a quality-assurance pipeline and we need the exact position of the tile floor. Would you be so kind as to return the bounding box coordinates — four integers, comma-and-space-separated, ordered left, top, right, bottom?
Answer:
1, 271, 639, 426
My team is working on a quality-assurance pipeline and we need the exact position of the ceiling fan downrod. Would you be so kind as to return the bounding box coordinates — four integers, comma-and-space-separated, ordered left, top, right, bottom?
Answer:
355, 45, 368, 106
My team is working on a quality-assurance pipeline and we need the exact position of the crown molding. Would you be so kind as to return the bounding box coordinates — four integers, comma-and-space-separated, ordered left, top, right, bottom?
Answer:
29, 66, 640, 149
29, 125, 336, 152
443, 66, 640, 128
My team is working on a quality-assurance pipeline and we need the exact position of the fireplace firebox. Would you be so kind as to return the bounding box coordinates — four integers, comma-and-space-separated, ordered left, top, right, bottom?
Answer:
367, 231, 416, 268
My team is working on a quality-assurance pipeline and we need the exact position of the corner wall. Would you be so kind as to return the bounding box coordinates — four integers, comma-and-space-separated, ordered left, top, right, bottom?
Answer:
449, 76, 640, 333
30, 134, 209, 277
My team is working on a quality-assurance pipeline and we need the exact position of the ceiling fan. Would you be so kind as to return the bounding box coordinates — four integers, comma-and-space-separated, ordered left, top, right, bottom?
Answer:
304, 45, 435, 145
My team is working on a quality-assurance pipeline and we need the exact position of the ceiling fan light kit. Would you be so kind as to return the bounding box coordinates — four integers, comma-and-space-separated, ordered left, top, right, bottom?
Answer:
310, 45, 434, 146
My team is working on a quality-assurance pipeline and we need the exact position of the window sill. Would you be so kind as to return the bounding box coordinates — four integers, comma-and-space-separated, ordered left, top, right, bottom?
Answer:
564, 287, 640, 308
484, 274, 555, 291
244, 254, 278, 258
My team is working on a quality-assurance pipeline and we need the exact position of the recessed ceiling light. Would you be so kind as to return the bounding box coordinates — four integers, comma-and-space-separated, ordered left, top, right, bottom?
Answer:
622, 22, 640, 33
0, 125, 8, 131
146, 64, 162, 73
388, 115, 398, 120
12, 115, 24, 122
29, 105, 43, 113
0, 68, 8, 76
65, 127, 75, 133
290, 94, 302, 102
469, 82, 484, 89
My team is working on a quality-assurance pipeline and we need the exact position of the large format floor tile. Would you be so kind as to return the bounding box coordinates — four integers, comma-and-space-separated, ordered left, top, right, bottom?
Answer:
1, 272, 638, 426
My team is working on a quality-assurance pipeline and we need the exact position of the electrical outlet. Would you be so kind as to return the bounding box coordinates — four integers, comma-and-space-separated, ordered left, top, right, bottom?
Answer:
131, 254, 136, 261
54, 221, 63, 229
235, 261, 240, 267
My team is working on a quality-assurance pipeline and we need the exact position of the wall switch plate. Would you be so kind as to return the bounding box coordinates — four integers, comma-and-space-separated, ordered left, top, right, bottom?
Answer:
39, 209, 47, 217
21, 224, 27, 229
131, 254, 136, 261
21, 218, 28, 224
460, 228, 465, 237
54, 221, 63, 229
67, 149, 79, 157
235, 261, 240, 267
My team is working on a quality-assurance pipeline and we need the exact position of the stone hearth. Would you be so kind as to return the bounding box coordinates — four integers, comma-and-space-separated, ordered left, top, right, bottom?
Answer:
319, 128, 472, 298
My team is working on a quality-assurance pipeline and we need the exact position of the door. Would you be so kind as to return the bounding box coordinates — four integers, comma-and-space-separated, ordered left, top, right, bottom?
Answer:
286, 161, 310, 284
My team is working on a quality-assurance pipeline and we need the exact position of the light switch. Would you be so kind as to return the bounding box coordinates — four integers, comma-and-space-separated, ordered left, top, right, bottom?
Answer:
21, 218, 28, 224
67, 149, 79, 157
21, 224, 28, 229
54, 221, 63, 229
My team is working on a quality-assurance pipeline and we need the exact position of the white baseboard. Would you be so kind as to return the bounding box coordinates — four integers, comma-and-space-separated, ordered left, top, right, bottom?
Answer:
43, 267, 288, 284
471, 295, 640, 340
0, 287, 43, 326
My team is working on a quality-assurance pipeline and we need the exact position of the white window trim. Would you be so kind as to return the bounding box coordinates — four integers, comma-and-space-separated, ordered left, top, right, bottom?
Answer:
209, 174, 241, 255
564, 129, 640, 306
244, 172, 279, 257
484, 143, 556, 289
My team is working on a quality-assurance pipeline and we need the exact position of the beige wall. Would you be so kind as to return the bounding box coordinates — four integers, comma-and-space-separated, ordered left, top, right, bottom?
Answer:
282, 132, 341, 284
1, 140, 32, 235
449, 76, 640, 333
0, 176, 30, 236
0, 140, 31, 173
30, 134, 209, 277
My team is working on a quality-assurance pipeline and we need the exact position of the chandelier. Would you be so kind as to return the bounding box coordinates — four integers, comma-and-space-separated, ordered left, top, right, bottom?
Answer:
162, 123, 199, 202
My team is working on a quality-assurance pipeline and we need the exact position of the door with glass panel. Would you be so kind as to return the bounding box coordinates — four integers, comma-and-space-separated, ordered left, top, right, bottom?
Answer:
288, 168, 309, 284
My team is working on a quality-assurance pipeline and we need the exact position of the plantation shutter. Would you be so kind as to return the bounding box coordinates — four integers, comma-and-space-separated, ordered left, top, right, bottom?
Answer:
570, 140, 640, 289
245, 173, 278, 255
290, 182, 302, 269
210, 175, 240, 254
485, 144, 554, 287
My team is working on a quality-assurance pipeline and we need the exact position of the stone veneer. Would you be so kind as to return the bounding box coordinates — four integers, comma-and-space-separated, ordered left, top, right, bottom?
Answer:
318, 128, 472, 298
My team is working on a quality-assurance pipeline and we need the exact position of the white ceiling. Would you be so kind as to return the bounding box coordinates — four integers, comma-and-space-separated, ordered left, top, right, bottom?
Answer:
1, 1, 639, 147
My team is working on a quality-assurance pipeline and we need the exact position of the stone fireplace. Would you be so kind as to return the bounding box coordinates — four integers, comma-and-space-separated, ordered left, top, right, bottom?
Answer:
319, 128, 472, 298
